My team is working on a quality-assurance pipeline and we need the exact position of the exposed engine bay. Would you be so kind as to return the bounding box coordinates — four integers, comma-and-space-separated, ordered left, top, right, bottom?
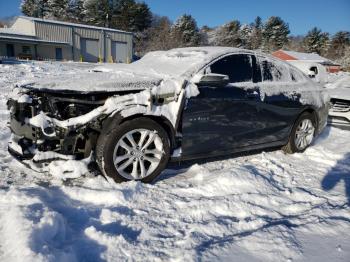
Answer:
7, 83, 186, 162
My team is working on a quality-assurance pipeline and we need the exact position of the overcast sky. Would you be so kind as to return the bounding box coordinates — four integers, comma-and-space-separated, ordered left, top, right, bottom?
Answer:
1, 0, 349, 35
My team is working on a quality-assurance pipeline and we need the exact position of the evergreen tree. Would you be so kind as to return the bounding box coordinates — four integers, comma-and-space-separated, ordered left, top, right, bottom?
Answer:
303, 27, 329, 54
328, 31, 350, 59
21, 0, 37, 17
110, 0, 152, 32
240, 24, 253, 49
68, 0, 85, 23
83, 0, 110, 27
21, 0, 50, 18
133, 2, 152, 32
262, 16, 290, 51
46, 0, 69, 20
137, 16, 174, 55
171, 14, 201, 47
215, 20, 241, 47
250, 16, 263, 49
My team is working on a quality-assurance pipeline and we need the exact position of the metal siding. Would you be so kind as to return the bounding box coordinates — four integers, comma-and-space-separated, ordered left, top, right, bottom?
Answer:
12, 19, 133, 62
74, 28, 102, 61
36, 45, 72, 61
34, 22, 72, 43
109, 32, 132, 62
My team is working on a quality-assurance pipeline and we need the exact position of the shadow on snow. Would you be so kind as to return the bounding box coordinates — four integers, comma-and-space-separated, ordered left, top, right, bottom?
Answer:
19, 186, 141, 262
322, 152, 350, 205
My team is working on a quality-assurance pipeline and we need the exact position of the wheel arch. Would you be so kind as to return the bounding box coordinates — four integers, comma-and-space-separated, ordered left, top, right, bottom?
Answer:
286, 106, 319, 143
100, 113, 177, 152
300, 106, 319, 129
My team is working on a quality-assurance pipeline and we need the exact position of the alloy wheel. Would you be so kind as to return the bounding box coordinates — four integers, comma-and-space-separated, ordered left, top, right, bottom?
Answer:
113, 128, 164, 180
294, 119, 315, 150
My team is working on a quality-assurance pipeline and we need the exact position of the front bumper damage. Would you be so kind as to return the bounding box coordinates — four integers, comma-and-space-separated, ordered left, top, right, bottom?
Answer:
7, 92, 103, 161
7, 82, 187, 163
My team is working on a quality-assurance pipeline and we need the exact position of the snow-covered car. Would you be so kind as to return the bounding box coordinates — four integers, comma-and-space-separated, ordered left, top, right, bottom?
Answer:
326, 76, 350, 126
7, 47, 330, 183
287, 61, 328, 83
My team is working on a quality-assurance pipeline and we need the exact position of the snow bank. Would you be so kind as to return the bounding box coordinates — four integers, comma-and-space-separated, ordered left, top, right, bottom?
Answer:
1, 61, 349, 262
1, 126, 350, 261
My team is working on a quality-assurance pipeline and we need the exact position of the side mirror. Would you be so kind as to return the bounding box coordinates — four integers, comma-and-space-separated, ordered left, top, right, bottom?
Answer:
308, 70, 316, 78
197, 73, 229, 87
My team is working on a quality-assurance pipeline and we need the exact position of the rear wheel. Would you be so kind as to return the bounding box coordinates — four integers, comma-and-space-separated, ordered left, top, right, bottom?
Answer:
282, 112, 316, 154
96, 118, 170, 183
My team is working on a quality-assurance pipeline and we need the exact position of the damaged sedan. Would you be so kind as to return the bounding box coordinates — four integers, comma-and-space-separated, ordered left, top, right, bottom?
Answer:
7, 47, 330, 183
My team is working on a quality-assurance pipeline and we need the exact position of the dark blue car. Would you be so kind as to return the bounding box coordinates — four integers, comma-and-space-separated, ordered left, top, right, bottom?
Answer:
8, 47, 329, 183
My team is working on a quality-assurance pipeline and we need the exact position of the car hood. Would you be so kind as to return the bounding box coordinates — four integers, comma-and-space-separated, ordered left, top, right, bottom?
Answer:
327, 87, 350, 100
20, 66, 164, 94
325, 75, 350, 100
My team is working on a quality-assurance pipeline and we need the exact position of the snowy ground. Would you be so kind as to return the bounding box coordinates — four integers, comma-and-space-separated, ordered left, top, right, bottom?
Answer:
0, 61, 349, 262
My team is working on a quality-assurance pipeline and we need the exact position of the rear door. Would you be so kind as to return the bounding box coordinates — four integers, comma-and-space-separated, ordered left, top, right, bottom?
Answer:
182, 54, 270, 157
251, 56, 304, 143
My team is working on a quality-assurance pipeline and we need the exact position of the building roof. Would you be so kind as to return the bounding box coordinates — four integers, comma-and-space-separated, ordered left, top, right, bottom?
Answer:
19, 16, 133, 35
0, 34, 70, 45
281, 50, 328, 62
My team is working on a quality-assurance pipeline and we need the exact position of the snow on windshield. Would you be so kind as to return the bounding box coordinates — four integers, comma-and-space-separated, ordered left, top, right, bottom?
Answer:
130, 47, 243, 77
130, 49, 209, 77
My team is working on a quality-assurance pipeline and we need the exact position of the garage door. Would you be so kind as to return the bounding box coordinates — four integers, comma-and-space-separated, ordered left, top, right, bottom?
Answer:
111, 41, 128, 63
81, 38, 99, 62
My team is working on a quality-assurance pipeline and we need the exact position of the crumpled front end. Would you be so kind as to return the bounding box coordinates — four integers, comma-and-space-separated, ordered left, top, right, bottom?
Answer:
7, 88, 105, 161
7, 78, 192, 163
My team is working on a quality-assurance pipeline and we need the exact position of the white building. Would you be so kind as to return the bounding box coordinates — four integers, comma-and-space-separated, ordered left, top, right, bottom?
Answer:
0, 16, 133, 63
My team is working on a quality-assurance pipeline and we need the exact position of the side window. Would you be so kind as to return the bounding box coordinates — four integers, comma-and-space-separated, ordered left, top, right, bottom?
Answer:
210, 54, 253, 83
290, 68, 307, 82
258, 57, 291, 82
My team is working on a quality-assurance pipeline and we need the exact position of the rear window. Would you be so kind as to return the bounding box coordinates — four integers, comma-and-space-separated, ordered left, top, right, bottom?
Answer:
290, 68, 307, 82
257, 57, 291, 82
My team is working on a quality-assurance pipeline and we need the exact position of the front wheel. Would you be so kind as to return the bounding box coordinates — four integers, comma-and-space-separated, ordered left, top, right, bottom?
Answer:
282, 112, 316, 154
96, 118, 170, 183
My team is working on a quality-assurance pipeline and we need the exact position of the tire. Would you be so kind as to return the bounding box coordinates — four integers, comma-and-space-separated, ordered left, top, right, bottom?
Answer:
96, 117, 170, 183
282, 112, 316, 154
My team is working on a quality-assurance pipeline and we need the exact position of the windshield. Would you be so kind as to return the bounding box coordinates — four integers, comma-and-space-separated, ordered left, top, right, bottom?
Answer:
130, 49, 215, 77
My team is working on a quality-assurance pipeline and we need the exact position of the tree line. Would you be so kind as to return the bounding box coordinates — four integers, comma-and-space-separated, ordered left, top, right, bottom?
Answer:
16, 0, 350, 69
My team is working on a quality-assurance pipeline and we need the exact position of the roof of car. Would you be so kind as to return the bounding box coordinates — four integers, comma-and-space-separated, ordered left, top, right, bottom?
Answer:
167, 46, 255, 57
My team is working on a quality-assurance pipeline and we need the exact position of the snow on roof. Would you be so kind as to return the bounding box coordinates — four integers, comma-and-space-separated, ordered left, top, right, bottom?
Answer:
19, 16, 133, 35
131, 46, 255, 77
282, 50, 329, 62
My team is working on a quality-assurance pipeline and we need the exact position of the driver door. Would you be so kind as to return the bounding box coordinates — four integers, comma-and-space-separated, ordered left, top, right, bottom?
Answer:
181, 54, 264, 158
